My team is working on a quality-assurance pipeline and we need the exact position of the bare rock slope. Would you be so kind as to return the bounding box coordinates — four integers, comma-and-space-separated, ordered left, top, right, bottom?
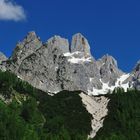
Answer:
1, 31, 132, 95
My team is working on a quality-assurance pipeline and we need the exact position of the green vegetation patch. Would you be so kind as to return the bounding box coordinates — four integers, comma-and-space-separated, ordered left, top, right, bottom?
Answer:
0, 70, 92, 140
94, 90, 140, 140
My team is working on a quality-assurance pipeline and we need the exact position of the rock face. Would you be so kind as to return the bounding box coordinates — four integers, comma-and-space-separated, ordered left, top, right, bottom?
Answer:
2, 32, 100, 94
127, 61, 140, 90
6, 33, 101, 93
0, 31, 139, 95
97, 55, 123, 86
11, 31, 42, 60
0, 52, 7, 71
8, 31, 42, 73
0, 52, 7, 63
16, 36, 70, 93
71, 33, 91, 56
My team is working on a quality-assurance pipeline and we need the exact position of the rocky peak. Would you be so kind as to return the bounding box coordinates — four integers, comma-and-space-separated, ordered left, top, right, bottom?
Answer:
25, 31, 39, 43
6, 31, 42, 73
97, 54, 123, 85
11, 31, 42, 60
133, 60, 140, 72
0, 52, 7, 71
97, 54, 120, 72
46, 35, 69, 53
0, 52, 7, 63
100, 54, 118, 67
128, 60, 140, 90
71, 33, 91, 57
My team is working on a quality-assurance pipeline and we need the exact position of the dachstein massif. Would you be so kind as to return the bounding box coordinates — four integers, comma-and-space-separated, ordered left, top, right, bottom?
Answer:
0, 31, 140, 139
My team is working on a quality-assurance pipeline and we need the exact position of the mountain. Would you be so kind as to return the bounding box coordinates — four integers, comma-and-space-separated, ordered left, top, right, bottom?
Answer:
0, 31, 140, 139
1, 31, 137, 95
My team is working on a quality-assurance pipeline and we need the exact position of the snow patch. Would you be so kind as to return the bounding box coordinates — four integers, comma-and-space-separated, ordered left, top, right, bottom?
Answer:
114, 74, 130, 92
47, 92, 55, 96
88, 74, 130, 95
68, 57, 92, 64
88, 81, 111, 96
63, 51, 81, 57
17, 75, 23, 80
47, 89, 61, 96
55, 66, 58, 71
64, 51, 92, 63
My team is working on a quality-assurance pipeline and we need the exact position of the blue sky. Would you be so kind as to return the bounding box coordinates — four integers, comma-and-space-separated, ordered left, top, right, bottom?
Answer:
0, 0, 140, 72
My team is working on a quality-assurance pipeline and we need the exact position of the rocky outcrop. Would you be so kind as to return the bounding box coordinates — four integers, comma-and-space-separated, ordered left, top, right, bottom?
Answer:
0, 52, 7, 71
0, 52, 7, 63
47, 35, 69, 53
12, 35, 69, 93
97, 55, 123, 86
127, 61, 140, 90
8, 31, 42, 73
71, 33, 91, 57
11, 31, 42, 60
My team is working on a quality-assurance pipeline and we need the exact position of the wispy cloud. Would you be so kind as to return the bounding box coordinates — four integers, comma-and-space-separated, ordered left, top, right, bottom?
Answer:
0, 0, 26, 21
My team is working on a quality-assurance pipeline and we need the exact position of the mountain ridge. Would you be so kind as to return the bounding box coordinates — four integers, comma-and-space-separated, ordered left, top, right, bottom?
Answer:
0, 31, 140, 95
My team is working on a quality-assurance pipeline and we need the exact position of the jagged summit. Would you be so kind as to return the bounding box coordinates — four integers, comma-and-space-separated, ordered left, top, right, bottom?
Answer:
100, 54, 118, 67
11, 32, 92, 59
134, 60, 140, 72
0, 52, 7, 71
0, 31, 140, 95
128, 60, 140, 90
46, 35, 69, 53
0, 52, 7, 63
96, 54, 123, 85
45, 33, 92, 57
25, 31, 39, 42
71, 33, 91, 56
97, 54, 118, 68
11, 31, 42, 59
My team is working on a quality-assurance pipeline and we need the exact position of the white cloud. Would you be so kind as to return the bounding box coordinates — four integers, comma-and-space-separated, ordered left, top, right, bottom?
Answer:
0, 0, 26, 21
